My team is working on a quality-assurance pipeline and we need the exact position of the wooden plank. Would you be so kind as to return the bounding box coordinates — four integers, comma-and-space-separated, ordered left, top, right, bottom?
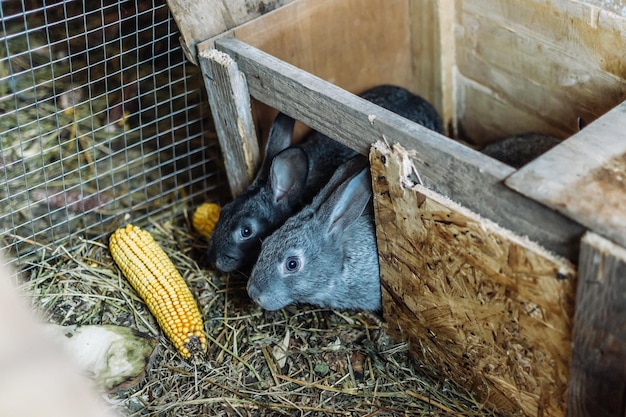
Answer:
579, 0, 626, 15
567, 232, 626, 417
198, 49, 260, 198
455, 0, 626, 142
409, 0, 456, 135
166, 0, 294, 64
197, 0, 414, 140
215, 36, 584, 259
370, 141, 577, 417
506, 100, 626, 249
406, 0, 464, 139
457, 75, 570, 145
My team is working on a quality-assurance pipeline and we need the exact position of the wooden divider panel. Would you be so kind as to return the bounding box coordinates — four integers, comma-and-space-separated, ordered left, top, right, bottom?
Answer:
370, 140, 577, 417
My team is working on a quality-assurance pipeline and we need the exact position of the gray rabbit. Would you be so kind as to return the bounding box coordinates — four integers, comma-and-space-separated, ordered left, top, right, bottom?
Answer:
207, 85, 442, 273
247, 156, 380, 311
481, 132, 561, 168
207, 114, 358, 272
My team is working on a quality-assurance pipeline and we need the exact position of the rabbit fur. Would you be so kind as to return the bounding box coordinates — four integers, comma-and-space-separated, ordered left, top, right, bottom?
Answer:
207, 113, 357, 272
481, 133, 561, 168
359, 84, 444, 134
208, 85, 442, 273
247, 157, 380, 311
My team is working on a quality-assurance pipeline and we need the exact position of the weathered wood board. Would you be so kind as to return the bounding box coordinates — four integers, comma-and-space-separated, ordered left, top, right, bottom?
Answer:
370, 141, 577, 417
166, 0, 295, 64
506, 100, 626, 249
198, 49, 260, 197
567, 232, 626, 417
454, 0, 626, 144
215, 37, 584, 260
198, 0, 416, 141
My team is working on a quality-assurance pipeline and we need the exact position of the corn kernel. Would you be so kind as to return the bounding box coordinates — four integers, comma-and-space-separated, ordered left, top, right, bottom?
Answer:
192, 203, 220, 239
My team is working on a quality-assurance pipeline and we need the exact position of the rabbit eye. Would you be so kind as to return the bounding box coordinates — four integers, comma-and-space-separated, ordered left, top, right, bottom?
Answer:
240, 226, 253, 239
284, 256, 301, 273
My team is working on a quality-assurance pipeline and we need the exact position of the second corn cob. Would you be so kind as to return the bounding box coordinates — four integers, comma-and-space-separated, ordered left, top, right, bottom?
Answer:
109, 224, 206, 360
192, 202, 220, 239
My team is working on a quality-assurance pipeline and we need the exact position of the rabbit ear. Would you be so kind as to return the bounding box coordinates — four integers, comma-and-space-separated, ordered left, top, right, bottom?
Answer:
255, 112, 295, 182
308, 155, 368, 211
269, 147, 308, 203
318, 167, 372, 239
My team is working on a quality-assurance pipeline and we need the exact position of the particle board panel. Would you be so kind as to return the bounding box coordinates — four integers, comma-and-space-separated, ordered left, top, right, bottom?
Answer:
506, 100, 626, 249
370, 141, 577, 417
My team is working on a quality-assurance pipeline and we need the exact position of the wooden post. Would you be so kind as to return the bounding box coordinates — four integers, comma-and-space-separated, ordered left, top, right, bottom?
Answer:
198, 48, 260, 198
166, 0, 294, 64
567, 232, 626, 417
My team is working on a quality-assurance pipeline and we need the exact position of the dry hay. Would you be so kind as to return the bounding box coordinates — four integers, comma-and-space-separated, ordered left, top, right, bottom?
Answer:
16, 218, 498, 416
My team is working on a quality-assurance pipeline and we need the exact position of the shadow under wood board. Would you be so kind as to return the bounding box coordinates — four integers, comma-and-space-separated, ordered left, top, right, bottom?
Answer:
369, 141, 577, 417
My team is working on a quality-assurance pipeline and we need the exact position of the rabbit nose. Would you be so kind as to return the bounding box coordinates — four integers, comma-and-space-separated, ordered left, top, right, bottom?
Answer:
246, 282, 263, 305
246, 280, 258, 297
214, 254, 238, 272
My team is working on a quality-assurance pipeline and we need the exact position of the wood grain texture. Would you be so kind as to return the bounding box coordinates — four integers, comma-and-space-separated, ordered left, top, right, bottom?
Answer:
198, 49, 260, 198
506, 100, 626, 249
567, 232, 626, 417
455, 0, 626, 144
409, 0, 455, 132
215, 36, 584, 259
166, 0, 294, 64
198, 0, 415, 141
370, 141, 577, 417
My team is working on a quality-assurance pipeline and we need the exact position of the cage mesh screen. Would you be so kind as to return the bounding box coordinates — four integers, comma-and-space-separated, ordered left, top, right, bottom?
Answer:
0, 1, 225, 272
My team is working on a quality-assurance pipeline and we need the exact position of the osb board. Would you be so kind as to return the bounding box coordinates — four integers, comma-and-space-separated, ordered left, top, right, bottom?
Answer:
166, 0, 295, 64
507, 100, 626, 249
370, 141, 577, 417
199, 0, 414, 140
455, 0, 626, 144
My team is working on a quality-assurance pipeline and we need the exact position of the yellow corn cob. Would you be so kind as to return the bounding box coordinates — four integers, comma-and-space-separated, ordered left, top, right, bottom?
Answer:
192, 202, 220, 239
109, 224, 206, 359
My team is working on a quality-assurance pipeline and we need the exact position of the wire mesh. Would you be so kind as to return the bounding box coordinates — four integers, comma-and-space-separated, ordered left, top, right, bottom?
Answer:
0, 0, 225, 273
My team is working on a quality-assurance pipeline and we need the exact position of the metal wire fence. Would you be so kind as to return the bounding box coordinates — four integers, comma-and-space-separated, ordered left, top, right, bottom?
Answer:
0, 0, 225, 273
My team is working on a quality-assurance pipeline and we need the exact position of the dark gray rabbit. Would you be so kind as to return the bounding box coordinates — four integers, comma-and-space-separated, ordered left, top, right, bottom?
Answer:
207, 85, 442, 273
359, 84, 444, 134
207, 113, 357, 272
481, 132, 561, 168
247, 157, 380, 311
